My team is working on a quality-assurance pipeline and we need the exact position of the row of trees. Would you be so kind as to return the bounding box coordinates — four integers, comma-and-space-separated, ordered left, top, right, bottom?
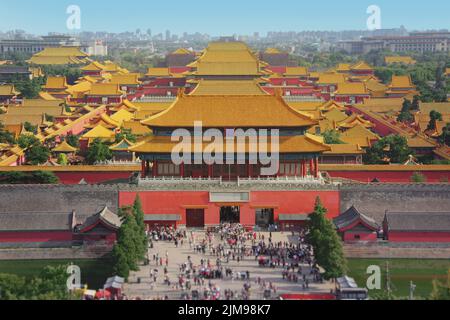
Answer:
0, 171, 58, 184
307, 197, 347, 280
111, 196, 148, 279
0, 265, 79, 300
374, 59, 449, 103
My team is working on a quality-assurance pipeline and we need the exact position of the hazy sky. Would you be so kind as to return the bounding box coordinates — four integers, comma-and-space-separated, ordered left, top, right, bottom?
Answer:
1, 0, 449, 35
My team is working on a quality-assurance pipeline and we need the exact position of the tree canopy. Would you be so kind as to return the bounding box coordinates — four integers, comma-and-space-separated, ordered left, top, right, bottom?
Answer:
308, 197, 347, 280
111, 196, 148, 279
322, 130, 344, 144
86, 139, 113, 164
364, 135, 413, 164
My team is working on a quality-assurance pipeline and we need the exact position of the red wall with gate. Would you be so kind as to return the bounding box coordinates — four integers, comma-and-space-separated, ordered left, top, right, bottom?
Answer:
119, 190, 340, 227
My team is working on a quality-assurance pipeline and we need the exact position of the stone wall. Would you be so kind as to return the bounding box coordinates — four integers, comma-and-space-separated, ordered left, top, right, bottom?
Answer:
0, 246, 112, 260
339, 184, 450, 224
0, 184, 120, 215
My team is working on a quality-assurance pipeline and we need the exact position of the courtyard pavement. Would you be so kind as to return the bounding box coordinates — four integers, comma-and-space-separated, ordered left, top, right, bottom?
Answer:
123, 231, 334, 300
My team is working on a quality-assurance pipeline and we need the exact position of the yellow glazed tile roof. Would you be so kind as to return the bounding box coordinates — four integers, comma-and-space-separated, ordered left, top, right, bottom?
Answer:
193, 42, 261, 76
317, 73, 347, 85
109, 73, 141, 86
323, 108, 348, 123
82, 125, 115, 139
146, 68, 171, 77
390, 75, 414, 88
338, 114, 374, 129
44, 76, 68, 90
81, 61, 106, 71
38, 92, 58, 100
130, 135, 330, 154
33, 47, 88, 57
351, 61, 373, 71
0, 85, 20, 96
141, 94, 318, 128
324, 144, 364, 155
110, 109, 134, 124
52, 140, 78, 153
335, 82, 368, 95
385, 56, 416, 65
122, 120, 152, 136
283, 67, 309, 77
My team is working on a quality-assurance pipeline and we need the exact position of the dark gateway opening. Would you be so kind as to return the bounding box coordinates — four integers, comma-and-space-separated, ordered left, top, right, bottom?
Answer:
220, 206, 240, 224
256, 209, 275, 229
186, 209, 205, 228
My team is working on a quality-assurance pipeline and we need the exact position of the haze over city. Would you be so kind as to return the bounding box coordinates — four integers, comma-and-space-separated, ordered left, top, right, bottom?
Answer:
1, 0, 450, 35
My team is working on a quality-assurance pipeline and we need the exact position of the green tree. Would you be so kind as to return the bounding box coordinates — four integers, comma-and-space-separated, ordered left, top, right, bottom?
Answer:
0, 121, 16, 144
31, 171, 59, 184
0, 264, 78, 300
57, 153, 68, 165
112, 207, 141, 278
133, 195, 148, 260
45, 114, 55, 122
308, 197, 347, 280
23, 122, 38, 134
429, 277, 450, 300
65, 134, 80, 148
111, 244, 131, 279
364, 135, 413, 164
411, 95, 421, 111
86, 138, 112, 164
25, 143, 50, 165
41, 66, 82, 85
0, 274, 27, 300
411, 172, 427, 183
0, 171, 58, 184
427, 110, 443, 131
386, 135, 413, 164
0, 171, 27, 184
115, 128, 137, 143
322, 130, 344, 144
12, 77, 42, 99
438, 123, 450, 146
17, 134, 40, 149
397, 99, 413, 123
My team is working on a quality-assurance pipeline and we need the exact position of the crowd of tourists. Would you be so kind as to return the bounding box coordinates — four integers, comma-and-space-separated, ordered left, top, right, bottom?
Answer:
129, 224, 323, 300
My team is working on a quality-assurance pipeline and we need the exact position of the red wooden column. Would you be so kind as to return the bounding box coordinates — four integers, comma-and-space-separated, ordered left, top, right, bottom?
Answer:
314, 157, 319, 178
208, 164, 213, 177
141, 160, 146, 178
309, 158, 314, 177
180, 162, 185, 178
152, 160, 158, 177
247, 163, 252, 177
301, 160, 306, 177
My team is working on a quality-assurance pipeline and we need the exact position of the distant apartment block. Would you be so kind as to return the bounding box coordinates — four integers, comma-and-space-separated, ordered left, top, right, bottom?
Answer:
0, 35, 108, 56
338, 32, 450, 54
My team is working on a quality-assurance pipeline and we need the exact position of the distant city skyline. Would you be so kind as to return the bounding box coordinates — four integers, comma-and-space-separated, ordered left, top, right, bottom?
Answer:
1, 0, 449, 36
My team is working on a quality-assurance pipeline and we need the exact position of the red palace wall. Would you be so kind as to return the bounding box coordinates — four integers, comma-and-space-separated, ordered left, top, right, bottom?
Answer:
0, 231, 73, 243
343, 232, 377, 242
387, 232, 450, 243
326, 170, 450, 183
119, 190, 340, 226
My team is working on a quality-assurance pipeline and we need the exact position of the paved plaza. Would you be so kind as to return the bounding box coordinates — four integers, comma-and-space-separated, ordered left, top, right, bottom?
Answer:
124, 231, 334, 300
